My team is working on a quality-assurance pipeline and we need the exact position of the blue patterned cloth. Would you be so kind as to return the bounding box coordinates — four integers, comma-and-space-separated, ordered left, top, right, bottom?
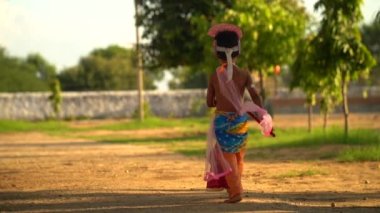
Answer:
214, 112, 249, 153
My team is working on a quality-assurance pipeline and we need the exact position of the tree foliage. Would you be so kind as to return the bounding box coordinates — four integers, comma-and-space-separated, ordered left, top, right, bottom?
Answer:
291, 33, 342, 131
138, 0, 309, 90
58, 45, 156, 91
168, 66, 208, 89
217, 0, 309, 100
313, 0, 376, 79
138, 0, 233, 69
26, 53, 56, 82
312, 0, 376, 137
291, 1, 377, 132
0, 47, 56, 92
291, 35, 319, 131
361, 16, 380, 85
48, 79, 62, 119
221, 0, 308, 70
138, 0, 233, 89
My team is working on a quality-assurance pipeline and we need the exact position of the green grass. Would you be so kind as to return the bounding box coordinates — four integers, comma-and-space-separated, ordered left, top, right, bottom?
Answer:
247, 126, 380, 149
0, 119, 72, 134
167, 126, 380, 159
93, 117, 209, 131
94, 134, 205, 144
274, 169, 327, 179
1, 118, 379, 162
337, 145, 380, 162
176, 148, 205, 156
0, 117, 209, 134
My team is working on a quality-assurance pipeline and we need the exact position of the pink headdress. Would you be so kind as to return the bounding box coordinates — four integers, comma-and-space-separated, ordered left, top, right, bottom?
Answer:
207, 23, 243, 39
208, 23, 243, 81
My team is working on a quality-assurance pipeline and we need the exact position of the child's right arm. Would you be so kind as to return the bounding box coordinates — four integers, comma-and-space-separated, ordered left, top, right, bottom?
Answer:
245, 73, 263, 108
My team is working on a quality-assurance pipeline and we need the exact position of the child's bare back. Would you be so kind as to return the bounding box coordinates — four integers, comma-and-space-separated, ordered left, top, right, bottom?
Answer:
207, 65, 262, 112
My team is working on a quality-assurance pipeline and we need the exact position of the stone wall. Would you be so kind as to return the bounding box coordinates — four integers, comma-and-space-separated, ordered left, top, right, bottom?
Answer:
0, 87, 379, 120
0, 90, 207, 120
268, 87, 380, 114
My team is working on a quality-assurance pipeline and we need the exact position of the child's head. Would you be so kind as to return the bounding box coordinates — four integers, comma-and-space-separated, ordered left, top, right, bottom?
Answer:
208, 23, 242, 62
215, 31, 240, 61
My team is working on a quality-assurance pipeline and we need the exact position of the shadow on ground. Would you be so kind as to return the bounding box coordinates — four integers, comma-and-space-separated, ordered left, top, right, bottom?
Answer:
1, 189, 379, 212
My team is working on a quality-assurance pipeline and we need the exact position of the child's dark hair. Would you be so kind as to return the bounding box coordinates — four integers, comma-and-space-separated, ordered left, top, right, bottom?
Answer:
215, 31, 240, 61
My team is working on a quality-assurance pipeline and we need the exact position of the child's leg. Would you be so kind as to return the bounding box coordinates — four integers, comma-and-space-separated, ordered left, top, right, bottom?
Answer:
223, 152, 242, 198
236, 149, 246, 178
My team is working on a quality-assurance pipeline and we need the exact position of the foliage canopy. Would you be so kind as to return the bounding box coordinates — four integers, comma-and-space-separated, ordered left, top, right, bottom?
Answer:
58, 45, 156, 91
0, 47, 56, 92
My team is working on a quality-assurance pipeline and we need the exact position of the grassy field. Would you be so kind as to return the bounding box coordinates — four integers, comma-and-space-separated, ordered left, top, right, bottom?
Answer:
0, 115, 379, 162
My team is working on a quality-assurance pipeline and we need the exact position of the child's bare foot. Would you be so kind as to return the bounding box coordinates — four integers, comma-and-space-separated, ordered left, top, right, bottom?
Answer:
224, 194, 242, 203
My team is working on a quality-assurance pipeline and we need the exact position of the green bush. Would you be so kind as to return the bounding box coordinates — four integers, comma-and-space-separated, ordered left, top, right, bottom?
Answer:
190, 98, 207, 117
132, 102, 154, 119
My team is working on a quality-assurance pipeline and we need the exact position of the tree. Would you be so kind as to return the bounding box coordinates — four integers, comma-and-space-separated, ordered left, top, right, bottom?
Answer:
26, 53, 56, 82
135, 0, 145, 121
138, 0, 233, 69
48, 79, 62, 119
58, 45, 157, 91
215, 0, 309, 102
318, 81, 342, 131
137, 0, 233, 88
291, 35, 319, 132
361, 16, 380, 85
168, 66, 208, 89
57, 66, 83, 91
25, 53, 62, 119
0, 47, 56, 92
313, 0, 376, 138
137, 0, 308, 91
292, 33, 343, 132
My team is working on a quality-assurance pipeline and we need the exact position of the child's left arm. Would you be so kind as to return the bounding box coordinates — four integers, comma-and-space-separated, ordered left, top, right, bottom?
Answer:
245, 72, 263, 108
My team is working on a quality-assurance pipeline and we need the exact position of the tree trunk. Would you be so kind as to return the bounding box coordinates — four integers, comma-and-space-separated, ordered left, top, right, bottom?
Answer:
308, 103, 312, 133
274, 75, 278, 97
341, 74, 349, 140
258, 69, 266, 102
323, 111, 328, 132
135, 0, 144, 121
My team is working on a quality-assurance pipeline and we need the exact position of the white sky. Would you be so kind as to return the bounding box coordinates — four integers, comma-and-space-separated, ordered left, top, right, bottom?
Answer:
0, 0, 136, 70
1, 0, 379, 90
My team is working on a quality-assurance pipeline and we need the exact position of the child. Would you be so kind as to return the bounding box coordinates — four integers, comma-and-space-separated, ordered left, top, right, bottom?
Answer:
204, 23, 273, 203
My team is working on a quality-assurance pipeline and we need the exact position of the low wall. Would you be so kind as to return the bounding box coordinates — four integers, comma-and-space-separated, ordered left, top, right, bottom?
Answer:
268, 87, 380, 114
0, 90, 207, 120
0, 87, 379, 120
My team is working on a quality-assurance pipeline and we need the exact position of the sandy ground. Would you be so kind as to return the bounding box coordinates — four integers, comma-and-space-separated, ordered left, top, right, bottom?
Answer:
0, 114, 379, 212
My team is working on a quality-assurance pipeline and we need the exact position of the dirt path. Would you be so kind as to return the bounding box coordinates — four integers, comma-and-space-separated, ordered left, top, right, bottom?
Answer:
1, 116, 380, 212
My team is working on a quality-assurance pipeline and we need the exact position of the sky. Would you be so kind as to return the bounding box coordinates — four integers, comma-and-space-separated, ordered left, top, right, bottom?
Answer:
1, 0, 136, 69
1, 0, 379, 90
